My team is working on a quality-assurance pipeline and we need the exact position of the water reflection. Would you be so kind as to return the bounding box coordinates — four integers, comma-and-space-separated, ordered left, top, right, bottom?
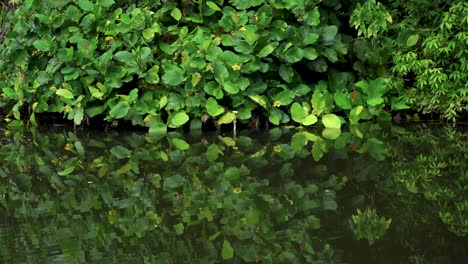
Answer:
0, 124, 466, 263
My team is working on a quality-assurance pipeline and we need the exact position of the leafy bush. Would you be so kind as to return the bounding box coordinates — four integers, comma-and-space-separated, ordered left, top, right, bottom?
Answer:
0, 0, 409, 131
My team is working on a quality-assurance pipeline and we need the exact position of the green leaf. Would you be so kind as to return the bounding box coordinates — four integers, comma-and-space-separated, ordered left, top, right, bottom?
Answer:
302, 114, 318, 126
274, 90, 295, 106
206, 97, 225, 117
290, 102, 306, 123
322, 128, 341, 140
248, 95, 268, 109
110, 146, 131, 159
303, 33, 319, 45
99, 0, 115, 8
114, 51, 135, 62
74, 107, 84, 125
322, 114, 341, 129
322, 25, 338, 45
78, 0, 94, 11
303, 47, 319, 60
109, 101, 130, 119
334, 91, 352, 109
162, 65, 184, 86
206, 1, 222, 11
366, 78, 386, 106
56, 89, 74, 99
406, 34, 419, 47
169, 111, 189, 128
257, 44, 275, 58
171, 8, 182, 21
217, 112, 236, 125
222, 239, 234, 260
33, 39, 50, 52
284, 47, 304, 63
279, 64, 294, 83
58, 165, 75, 176
172, 138, 190, 150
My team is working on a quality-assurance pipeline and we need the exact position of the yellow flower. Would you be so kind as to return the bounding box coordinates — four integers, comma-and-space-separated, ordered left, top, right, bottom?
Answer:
231, 64, 241, 71
273, 145, 282, 153
50, 85, 57, 92
239, 26, 246, 31
63, 105, 72, 113
273, 101, 281, 107
233, 187, 242, 194
64, 143, 74, 151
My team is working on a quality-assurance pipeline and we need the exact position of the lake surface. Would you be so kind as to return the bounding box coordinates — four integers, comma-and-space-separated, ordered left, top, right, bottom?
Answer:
0, 123, 467, 263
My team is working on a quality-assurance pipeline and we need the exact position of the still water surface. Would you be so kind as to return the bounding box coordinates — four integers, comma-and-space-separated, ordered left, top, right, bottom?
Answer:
0, 123, 467, 263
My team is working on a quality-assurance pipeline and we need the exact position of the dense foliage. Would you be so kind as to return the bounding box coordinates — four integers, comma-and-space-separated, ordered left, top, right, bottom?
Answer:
1, 124, 466, 263
1, 0, 464, 131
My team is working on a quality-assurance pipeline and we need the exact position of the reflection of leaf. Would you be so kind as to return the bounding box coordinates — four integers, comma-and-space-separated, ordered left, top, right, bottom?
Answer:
110, 145, 131, 159
222, 239, 234, 260
164, 175, 185, 189
172, 138, 190, 150
367, 138, 386, 161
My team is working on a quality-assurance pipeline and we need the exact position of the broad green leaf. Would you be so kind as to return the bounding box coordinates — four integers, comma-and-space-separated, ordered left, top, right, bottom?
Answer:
290, 102, 306, 123
303, 47, 319, 60
114, 51, 135, 62
33, 39, 50, 52
334, 91, 352, 109
322, 25, 338, 45
78, 0, 94, 11
322, 114, 341, 129
274, 90, 295, 106
222, 239, 234, 260
406, 34, 419, 47
302, 114, 318, 126
56, 89, 74, 99
172, 138, 190, 150
143, 29, 155, 40
58, 165, 75, 176
206, 97, 225, 117
248, 94, 268, 109
303, 33, 319, 45
169, 111, 189, 127
99, 0, 115, 7
109, 101, 130, 119
162, 65, 184, 86
206, 1, 222, 11
74, 107, 84, 125
284, 47, 304, 63
366, 78, 387, 106
279, 64, 294, 83
171, 8, 182, 21
217, 112, 236, 125
322, 128, 341, 140
257, 44, 275, 58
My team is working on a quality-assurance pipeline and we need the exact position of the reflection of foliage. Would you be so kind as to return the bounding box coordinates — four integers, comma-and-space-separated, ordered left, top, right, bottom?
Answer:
0, 128, 352, 263
390, 126, 468, 236
349, 208, 391, 245
0, 124, 466, 263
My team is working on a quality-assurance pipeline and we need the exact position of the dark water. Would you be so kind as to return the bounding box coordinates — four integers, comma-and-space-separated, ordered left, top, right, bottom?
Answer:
0, 123, 467, 263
